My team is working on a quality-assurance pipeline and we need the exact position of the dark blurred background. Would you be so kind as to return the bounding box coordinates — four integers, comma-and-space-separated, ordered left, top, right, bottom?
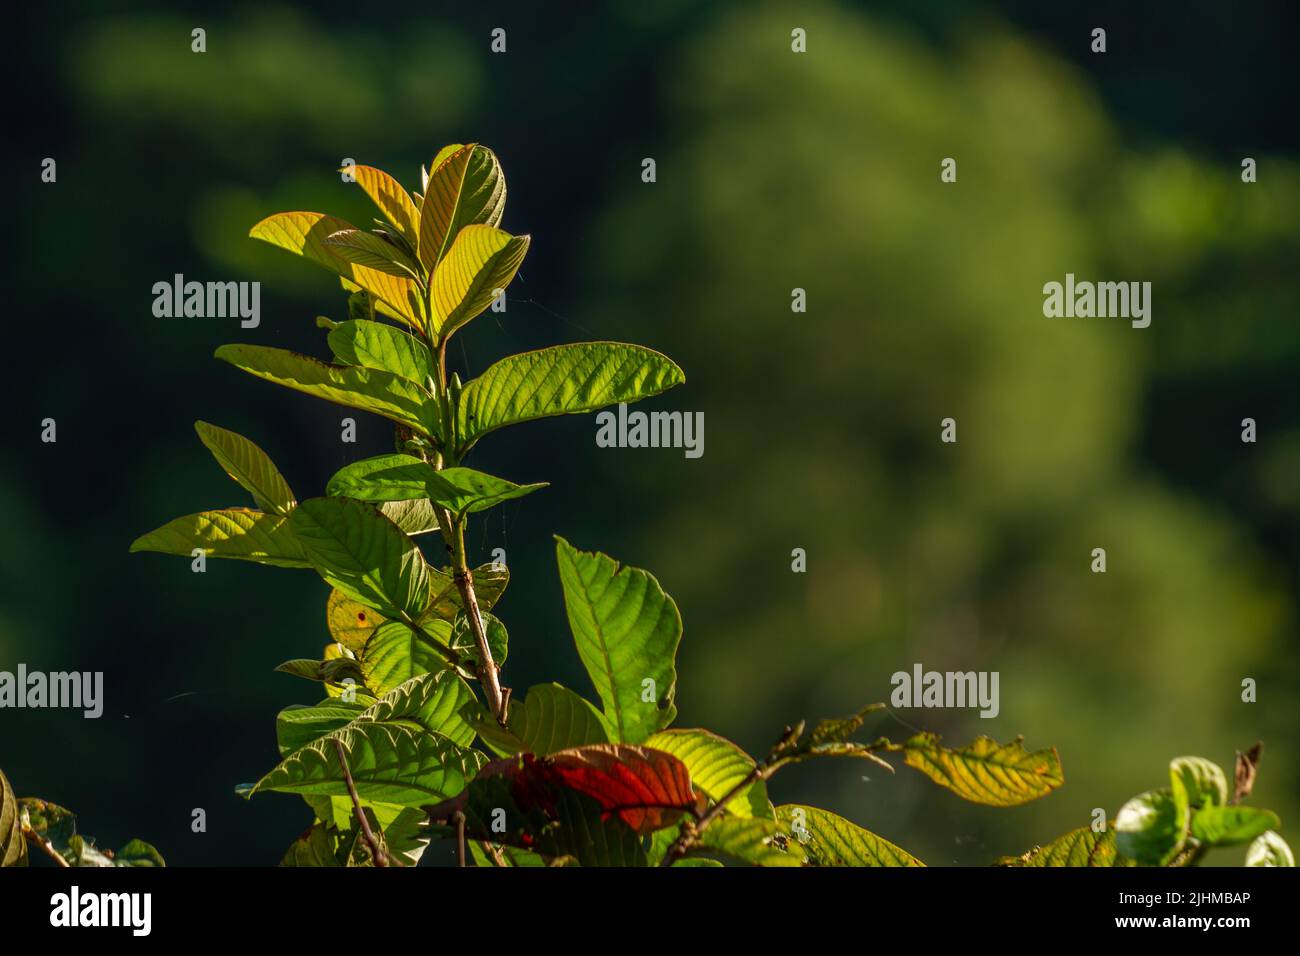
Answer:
4, 0, 1298, 865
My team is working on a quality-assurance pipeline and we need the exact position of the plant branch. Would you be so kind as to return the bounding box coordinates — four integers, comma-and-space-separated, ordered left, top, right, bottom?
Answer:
334, 738, 388, 867
454, 811, 467, 867
22, 828, 71, 867
440, 507, 508, 724
659, 763, 769, 867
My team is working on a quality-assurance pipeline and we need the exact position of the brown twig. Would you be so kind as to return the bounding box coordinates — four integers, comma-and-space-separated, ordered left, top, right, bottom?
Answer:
334, 738, 388, 867
22, 828, 71, 867
454, 811, 467, 867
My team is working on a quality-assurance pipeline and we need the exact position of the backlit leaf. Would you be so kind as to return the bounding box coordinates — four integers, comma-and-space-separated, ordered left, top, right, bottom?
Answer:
360, 620, 453, 695
506, 684, 611, 755
431, 225, 529, 339
245, 722, 485, 807
349, 164, 420, 246
250, 211, 422, 326
1115, 789, 1185, 865
645, 729, 771, 818
691, 817, 800, 867
1, 769, 26, 867
1246, 831, 1295, 867
1190, 805, 1278, 847
130, 508, 309, 568
776, 804, 923, 867
997, 823, 1134, 867
194, 421, 295, 516
289, 497, 430, 618
902, 733, 1064, 807
326, 589, 386, 654
418, 144, 505, 273
457, 343, 685, 450
327, 319, 433, 386
555, 537, 680, 743
324, 228, 421, 278
215, 344, 436, 437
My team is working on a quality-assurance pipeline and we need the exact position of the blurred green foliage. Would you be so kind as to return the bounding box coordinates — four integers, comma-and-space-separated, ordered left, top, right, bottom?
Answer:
5, 0, 1297, 864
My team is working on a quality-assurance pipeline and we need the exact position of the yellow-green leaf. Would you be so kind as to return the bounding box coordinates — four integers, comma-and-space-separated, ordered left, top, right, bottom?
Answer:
194, 421, 296, 516
417, 144, 505, 273
130, 508, 309, 568
431, 225, 529, 339
250, 211, 423, 327
997, 823, 1134, 867
776, 805, 923, 866
644, 729, 772, 819
902, 733, 1063, 807
1, 768, 27, 867
348, 164, 420, 246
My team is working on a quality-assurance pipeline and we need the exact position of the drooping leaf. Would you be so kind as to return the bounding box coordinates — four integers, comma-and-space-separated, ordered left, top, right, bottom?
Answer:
327, 319, 433, 386
996, 822, 1134, 867
776, 804, 923, 867
348, 164, 420, 247
274, 657, 365, 688
1115, 789, 1186, 866
645, 729, 771, 819
1189, 805, 1278, 847
1245, 831, 1294, 867
289, 497, 430, 619
690, 817, 800, 867
250, 211, 422, 326
457, 343, 685, 450
280, 823, 343, 867
431, 225, 529, 339
902, 733, 1064, 807
215, 345, 436, 437
360, 619, 453, 695
555, 537, 680, 743
194, 421, 296, 516
417, 144, 505, 273
1, 769, 26, 867
324, 228, 420, 279
244, 722, 485, 807
130, 508, 309, 568
529, 744, 695, 834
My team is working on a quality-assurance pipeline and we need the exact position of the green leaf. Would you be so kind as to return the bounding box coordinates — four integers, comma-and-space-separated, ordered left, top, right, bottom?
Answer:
449, 611, 509, 669
349, 164, 420, 247
506, 684, 611, 755
289, 497, 430, 619
111, 839, 166, 867
776, 805, 923, 867
327, 454, 433, 501
1, 769, 27, 867
997, 823, 1134, 867
276, 702, 367, 756
1115, 789, 1185, 866
357, 671, 477, 748
130, 508, 309, 568
328, 319, 433, 386
1190, 806, 1278, 847
361, 620, 453, 695
691, 817, 800, 867
326, 589, 386, 654
246, 722, 485, 807
902, 733, 1064, 807
645, 729, 771, 819
555, 537, 681, 743
194, 421, 296, 516
457, 343, 685, 450
431, 225, 529, 339
1169, 756, 1228, 827
377, 499, 440, 536
324, 228, 420, 278
215, 344, 436, 437
250, 211, 423, 327
426, 467, 546, 516
418, 144, 505, 273
1246, 831, 1294, 867
280, 823, 343, 867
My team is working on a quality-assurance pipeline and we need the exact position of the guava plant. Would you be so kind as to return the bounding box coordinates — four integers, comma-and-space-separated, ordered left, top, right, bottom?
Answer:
39, 143, 1269, 867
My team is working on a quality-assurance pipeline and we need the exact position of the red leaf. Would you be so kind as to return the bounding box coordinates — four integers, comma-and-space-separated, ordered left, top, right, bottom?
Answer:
542, 744, 697, 833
